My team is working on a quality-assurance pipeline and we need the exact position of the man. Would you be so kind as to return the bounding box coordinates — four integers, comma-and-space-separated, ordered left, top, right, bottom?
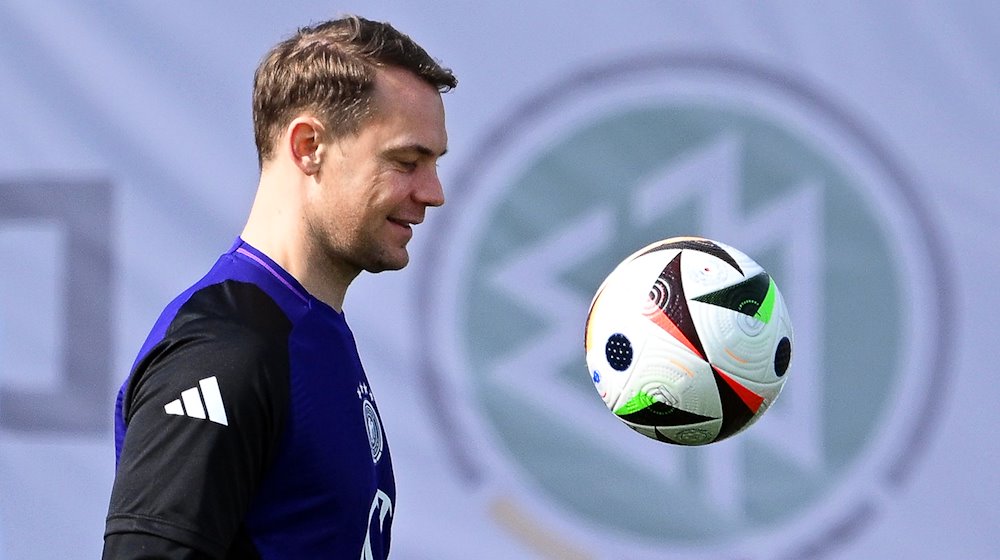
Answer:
103, 15, 456, 559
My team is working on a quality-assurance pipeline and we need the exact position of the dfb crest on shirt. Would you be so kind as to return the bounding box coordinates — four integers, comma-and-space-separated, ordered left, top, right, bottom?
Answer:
358, 383, 384, 463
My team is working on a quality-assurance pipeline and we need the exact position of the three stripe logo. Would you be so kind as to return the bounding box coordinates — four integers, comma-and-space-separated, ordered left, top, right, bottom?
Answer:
164, 376, 229, 426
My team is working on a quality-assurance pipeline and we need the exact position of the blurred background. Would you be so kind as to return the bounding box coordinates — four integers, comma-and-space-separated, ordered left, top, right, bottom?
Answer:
1, 1, 997, 558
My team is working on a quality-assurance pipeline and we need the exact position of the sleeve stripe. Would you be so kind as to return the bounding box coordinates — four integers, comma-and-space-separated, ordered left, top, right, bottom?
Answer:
181, 387, 206, 419
201, 376, 229, 426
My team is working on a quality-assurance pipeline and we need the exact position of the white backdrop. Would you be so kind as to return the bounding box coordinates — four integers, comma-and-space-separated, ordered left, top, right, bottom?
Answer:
1, 1, 998, 558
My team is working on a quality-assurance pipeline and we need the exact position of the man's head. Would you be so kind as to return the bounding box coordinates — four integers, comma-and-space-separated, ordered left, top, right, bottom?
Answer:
252, 15, 457, 168
243, 16, 457, 301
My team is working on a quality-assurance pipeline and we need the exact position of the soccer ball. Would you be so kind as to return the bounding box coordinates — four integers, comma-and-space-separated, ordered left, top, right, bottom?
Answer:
584, 236, 793, 445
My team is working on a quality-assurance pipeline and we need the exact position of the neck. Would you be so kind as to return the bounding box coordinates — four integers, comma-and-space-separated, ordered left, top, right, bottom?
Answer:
240, 169, 358, 312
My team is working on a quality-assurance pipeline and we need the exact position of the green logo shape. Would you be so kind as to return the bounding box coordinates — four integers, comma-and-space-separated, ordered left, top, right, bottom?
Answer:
614, 392, 656, 417
755, 279, 777, 324
461, 103, 902, 542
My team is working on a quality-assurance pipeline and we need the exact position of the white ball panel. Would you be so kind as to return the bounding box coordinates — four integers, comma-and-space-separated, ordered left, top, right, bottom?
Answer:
690, 301, 781, 384
653, 418, 723, 446
628, 327, 722, 419
676, 247, 748, 299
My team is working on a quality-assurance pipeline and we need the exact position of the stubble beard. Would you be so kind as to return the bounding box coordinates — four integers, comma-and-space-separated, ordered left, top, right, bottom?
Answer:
362, 234, 409, 273
305, 204, 411, 278
318, 226, 410, 276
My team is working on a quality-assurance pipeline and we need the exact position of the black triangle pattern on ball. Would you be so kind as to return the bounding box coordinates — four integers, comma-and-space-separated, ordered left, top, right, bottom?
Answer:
711, 367, 757, 442
693, 271, 772, 318
616, 401, 716, 427
638, 238, 744, 276
646, 252, 708, 360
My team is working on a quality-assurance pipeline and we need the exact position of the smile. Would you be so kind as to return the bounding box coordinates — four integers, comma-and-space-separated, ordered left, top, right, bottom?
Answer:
387, 218, 415, 237
388, 217, 419, 229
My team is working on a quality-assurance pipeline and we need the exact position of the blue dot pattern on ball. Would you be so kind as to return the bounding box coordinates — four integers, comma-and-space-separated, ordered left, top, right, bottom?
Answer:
605, 333, 633, 371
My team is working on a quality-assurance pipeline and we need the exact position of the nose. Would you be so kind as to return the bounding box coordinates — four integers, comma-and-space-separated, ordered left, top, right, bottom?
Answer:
416, 167, 445, 208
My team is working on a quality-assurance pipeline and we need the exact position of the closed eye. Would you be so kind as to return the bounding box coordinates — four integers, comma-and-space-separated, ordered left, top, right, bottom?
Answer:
384, 143, 447, 172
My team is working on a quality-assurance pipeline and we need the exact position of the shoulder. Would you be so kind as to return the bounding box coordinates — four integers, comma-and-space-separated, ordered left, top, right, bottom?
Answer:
124, 280, 295, 423
172, 279, 294, 340
162, 279, 294, 372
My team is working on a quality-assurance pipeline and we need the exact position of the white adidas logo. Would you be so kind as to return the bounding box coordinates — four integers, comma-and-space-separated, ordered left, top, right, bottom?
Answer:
164, 376, 229, 426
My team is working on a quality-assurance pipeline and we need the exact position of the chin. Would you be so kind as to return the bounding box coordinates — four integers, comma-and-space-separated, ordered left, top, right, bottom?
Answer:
366, 252, 409, 273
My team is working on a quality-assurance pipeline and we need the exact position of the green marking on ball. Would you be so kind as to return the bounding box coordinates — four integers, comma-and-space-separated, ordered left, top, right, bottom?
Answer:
614, 392, 656, 416
755, 278, 777, 324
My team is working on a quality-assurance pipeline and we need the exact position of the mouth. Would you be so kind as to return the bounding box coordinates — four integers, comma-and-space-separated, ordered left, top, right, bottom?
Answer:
388, 217, 421, 229
387, 217, 418, 237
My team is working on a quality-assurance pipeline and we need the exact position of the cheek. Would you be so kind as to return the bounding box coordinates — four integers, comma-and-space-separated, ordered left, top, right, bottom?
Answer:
305, 190, 355, 241
369, 174, 403, 206
362, 181, 406, 223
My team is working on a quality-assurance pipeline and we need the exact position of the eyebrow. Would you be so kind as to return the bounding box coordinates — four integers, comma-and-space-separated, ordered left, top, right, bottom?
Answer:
386, 143, 448, 158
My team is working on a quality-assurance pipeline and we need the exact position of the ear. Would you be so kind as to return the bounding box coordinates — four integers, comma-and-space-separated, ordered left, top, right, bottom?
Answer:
287, 117, 326, 175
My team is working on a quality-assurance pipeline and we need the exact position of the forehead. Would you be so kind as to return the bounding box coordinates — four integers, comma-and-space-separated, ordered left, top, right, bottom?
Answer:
368, 66, 448, 153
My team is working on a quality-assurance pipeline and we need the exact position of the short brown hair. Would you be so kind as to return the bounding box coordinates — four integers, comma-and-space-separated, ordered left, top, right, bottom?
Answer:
252, 15, 457, 166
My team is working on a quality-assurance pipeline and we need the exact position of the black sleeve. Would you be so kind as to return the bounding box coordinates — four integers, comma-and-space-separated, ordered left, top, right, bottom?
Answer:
105, 282, 292, 558
103, 532, 214, 560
